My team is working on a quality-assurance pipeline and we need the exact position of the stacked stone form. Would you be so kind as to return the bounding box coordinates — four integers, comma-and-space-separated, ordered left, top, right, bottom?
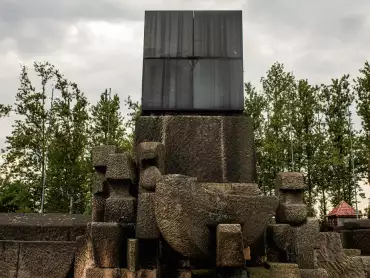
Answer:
267, 172, 328, 277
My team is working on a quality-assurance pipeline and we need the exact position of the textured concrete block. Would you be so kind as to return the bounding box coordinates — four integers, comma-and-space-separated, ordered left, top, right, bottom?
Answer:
193, 59, 243, 111
139, 166, 162, 191
276, 172, 306, 191
91, 222, 125, 268
17, 241, 75, 278
266, 224, 294, 262
247, 263, 300, 278
136, 193, 159, 239
276, 203, 307, 225
135, 117, 163, 145
194, 11, 243, 58
127, 239, 138, 272
144, 11, 193, 58
104, 196, 136, 223
216, 224, 244, 267
344, 219, 370, 230
292, 218, 320, 269
92, 145, 117, 170
92, 195, 106, 222
106, 153, 136, 183
137, 142, 165, 173
74, 235, 93, 278
347, 229, 370, 255
300, 269, 328, 278
344, 248, 362, 257
86, 267, 135, 278
0, 241, 19, 278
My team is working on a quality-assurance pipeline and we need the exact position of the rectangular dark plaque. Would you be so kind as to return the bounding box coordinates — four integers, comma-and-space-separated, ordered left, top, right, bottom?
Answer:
144, 11, 194, 58
194, 11, 243, 58
193, 59, 243, 110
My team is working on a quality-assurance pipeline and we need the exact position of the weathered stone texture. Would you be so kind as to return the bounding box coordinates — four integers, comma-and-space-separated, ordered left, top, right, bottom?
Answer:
17, 241, 75, 278
266, 224, 294, 263
135, 116, 256, 183
276, 203, 307, 225
300, 269, 328, 278
344, 219, 370, 230
216, 224, 244, 267
104, 196, 136, 223
0, 241, 19, 278
74, 235, 93, 278
137, 142, 165, 172
92, 194, 106, 222
316, 232, 366, 278
106, 153, 136, 183
139, 166, 162, 191
136, 192, 159, 239
275, 172, 306, 191
86, 267, 135, 278
247, 263, 300, 278
127, 239, 138, 272
91, 222, 125, 268
344, 248, 362, 257
155, 175, 278, 258
136, 269, 158, 278
92, 145, 117, 170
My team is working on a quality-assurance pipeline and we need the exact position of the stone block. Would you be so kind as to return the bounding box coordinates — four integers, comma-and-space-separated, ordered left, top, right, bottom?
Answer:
136, 193, 160, 239
276, 203, 307, 225
137, 142, 164, 165
17, 241, 75, 278
92, 194, 106, 222
127, 239, 138, 272
74, 235, 93, 278
135, 116, 256, 183
0, 241, 19, 278
104, 196, 136, 223
216, 224, 244, 267
300, 269, 328, 278
347, 229, 370, 255
292, 218, 320, 269
91, 222, 125, 268
344, 219, 370, 230
86, 267, 135, 278
266, 224, 294, 262
344, 248, 362, 257
275, 172, 306, 191
92, 145, 117, 171
139, 166, 162, 191
106, 153, 136, 183
155, 175, 278, 258
316, 232, 367, 278
247, 263, 300, 278
178, 270, 192, 278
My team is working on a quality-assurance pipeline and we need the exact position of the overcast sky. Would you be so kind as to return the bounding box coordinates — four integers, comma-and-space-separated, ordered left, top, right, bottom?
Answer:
0, 0, 369, 210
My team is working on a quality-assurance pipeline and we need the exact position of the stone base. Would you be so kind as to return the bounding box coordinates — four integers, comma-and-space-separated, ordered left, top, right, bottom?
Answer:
300, 269, 328, 278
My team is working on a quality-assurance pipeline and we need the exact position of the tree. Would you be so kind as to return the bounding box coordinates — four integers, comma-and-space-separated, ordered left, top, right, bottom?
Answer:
355, 61, 370, 184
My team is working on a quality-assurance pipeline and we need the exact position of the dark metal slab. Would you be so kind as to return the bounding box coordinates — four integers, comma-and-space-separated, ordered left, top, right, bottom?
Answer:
194, 11, 243, 58
162, 59, 193, 109
142, 59, 164, 110
144, 11, 194, 58
193, 59, 244, 110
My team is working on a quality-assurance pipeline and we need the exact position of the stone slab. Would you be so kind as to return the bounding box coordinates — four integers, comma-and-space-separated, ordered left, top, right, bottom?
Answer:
344, 248, 362, 257
17, 241, 75, 278
346, 229, 370, 255
92, 194, 105, 222
127, 239, 138, 272
106, 153, 136, 183
247, 263, 300, 278
300, 269, 328, 278
136, 269, 158, 278
0, 241, 19, 278
216, 224, 244, 267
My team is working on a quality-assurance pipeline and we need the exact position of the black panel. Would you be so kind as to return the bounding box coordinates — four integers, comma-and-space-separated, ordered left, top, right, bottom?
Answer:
144, 11, 194, 58
193, 59, 243, 110
142, 59, 164, 110
162, 60, 193, 109
194, 11, 243, 58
